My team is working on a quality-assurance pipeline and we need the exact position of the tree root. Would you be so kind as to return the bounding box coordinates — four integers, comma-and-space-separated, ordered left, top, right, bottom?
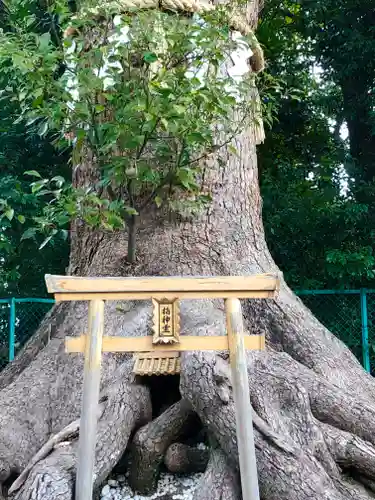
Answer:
164, 443, 209, 473
322, 424, 375, 479
249, 351, 375, 447
181, 351, 375, 500
13, 445, 75, 500
4, 295, 375, 500
127, 399, 198, 494
357, 475, 375, 494
9, 421, 79, 495
9, 402, 106, 494
213, 356, 300, 457
192, 445, 240, 500
12, 361, 151, 500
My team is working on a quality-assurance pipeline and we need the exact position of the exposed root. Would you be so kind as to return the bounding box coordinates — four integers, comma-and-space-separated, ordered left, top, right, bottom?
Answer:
9, 402, 106, 494
128, 399, 198, 494
250, 351, 375, 447
4, 299, 375, 500
214, 357, 300, 457
12, 361, 151, 500
357, 475, 375, 494
322, 424, 375, 479
164, 443, 209, 474
14, 445, 75, 500
192, 445, 240, 500
9, 421, 79, 495
181, 351, 375, 500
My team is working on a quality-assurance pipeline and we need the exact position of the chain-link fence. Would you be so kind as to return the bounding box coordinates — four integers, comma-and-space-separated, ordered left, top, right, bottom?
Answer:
1, 291, 375, 373
297, 290, 375, 374
0, 298, 55, 370
367, 295, 375, 375
0, 301, 10, 370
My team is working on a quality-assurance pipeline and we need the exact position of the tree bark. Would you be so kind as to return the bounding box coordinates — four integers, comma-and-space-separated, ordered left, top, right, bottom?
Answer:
127, 399, 198, 494
1, 2, 375, 500
164, 443, 209, 474
192, 444, 240, 500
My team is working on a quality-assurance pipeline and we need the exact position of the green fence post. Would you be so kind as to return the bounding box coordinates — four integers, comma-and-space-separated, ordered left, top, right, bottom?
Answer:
9, 298, 16, 362
360, 289, 370, 373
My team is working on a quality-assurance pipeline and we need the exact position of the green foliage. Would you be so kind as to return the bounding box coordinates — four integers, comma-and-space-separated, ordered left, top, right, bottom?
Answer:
257, 0, 375, 289
0, 119, 70, 296
0, 0, 70, 295
299, 0, 375, 197
4, 0, 373, 294
0, 3, 260, 255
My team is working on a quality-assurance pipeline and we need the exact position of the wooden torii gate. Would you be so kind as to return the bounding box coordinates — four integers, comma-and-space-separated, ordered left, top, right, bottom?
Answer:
45, 273, 279, 500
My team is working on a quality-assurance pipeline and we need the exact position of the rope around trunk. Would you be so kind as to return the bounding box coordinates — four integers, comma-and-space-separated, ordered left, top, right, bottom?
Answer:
78, 0, 265, 72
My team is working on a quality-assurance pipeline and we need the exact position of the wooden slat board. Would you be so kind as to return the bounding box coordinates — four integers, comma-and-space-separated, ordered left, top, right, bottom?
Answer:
66, 334, 265, 353
46, 274, 279, 302
133, 352, 181, 375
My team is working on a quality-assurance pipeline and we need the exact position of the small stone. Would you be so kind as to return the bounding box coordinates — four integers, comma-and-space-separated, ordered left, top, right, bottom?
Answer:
101, 484, 111, 496
197, 442, 207, 450
100, 471, 203, 500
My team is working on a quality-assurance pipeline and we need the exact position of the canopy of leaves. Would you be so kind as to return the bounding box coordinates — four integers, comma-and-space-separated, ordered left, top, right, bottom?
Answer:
0, 0, 71, 296
258, 0, 375, 289
0, 93, 69, 296
0, 2, 260, 245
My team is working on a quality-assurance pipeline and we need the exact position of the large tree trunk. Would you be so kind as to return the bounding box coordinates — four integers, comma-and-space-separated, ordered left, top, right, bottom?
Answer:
2, 2, 375, 499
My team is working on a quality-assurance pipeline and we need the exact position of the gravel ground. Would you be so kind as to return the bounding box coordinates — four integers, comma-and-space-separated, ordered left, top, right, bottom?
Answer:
100, 472, 203, 500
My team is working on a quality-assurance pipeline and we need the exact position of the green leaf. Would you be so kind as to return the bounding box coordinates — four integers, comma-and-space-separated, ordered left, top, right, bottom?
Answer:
143, 52, 158, 63
177, 168, 194, 189
38, 121, 49, 137
160, 118, 169, 130
21, 227, 37, 241
5, 208, 14, 221
125, 207, 139, 216
24, 170, 42, 178
189, 77, 201, 87
17, 215, 26, 224
228, 144, 239, 157
172, 105, 185, 115
39, 229, 58, 249
186, 132, 206, 144
36, 189, 51, 197
51, 176, 65, 188
38, 33, 51, 50
26, 116, 39, 127
31, 179, 48, 193
123, 136, 145, 149
60, 229, 69, 241
155, 195, 162, 208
